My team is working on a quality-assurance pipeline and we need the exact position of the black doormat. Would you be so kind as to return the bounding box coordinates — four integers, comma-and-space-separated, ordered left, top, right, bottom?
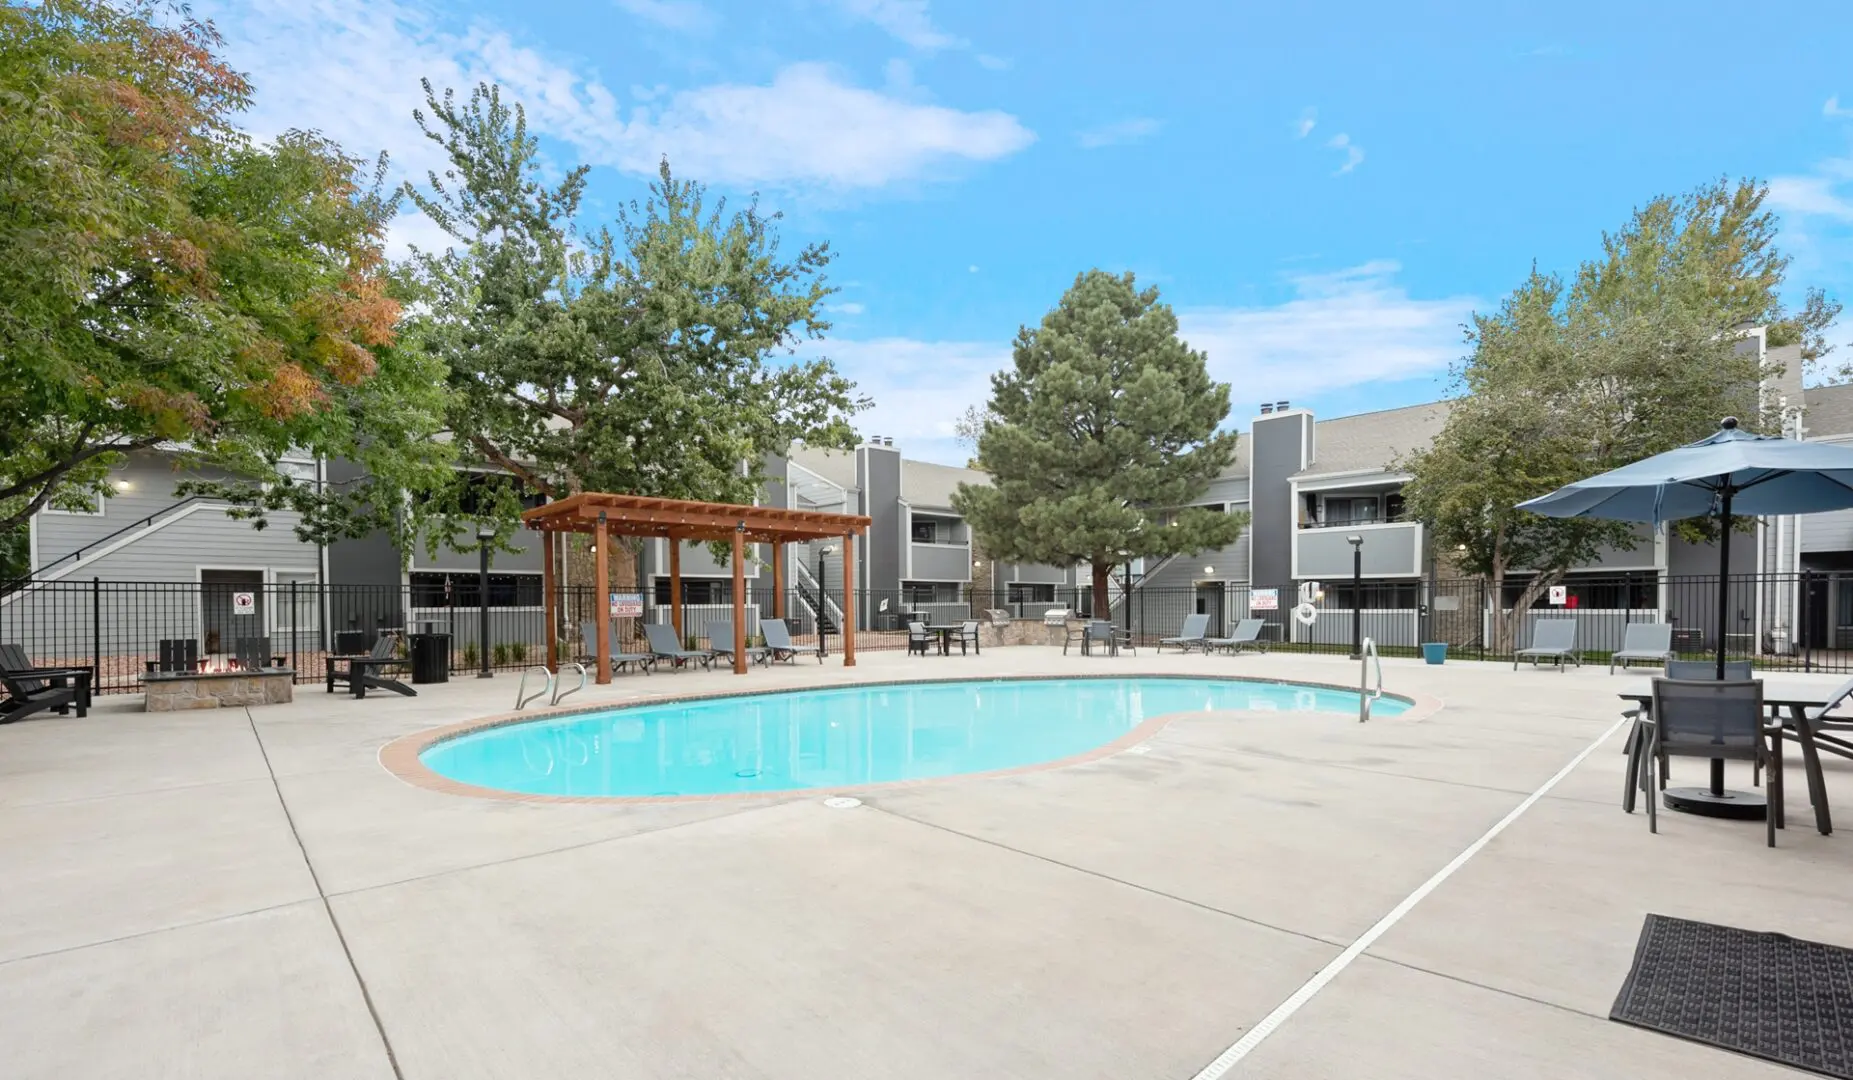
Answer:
1611, 914, 1853, 1078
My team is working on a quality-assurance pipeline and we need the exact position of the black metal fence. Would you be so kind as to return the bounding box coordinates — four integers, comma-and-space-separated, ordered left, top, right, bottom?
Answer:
4, 571, 1851, 695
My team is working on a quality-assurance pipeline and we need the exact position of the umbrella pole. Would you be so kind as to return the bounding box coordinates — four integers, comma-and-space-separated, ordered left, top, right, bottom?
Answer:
1713, 484, 1732, 797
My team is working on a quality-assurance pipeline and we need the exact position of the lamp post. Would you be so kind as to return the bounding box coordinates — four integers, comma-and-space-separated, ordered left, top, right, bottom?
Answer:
476, 523, 494, 678
1347, 534, 1364, 660
817, 543, 838, 657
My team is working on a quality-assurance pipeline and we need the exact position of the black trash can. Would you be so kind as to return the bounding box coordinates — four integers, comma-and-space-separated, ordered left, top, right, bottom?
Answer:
408, 633, 451, 684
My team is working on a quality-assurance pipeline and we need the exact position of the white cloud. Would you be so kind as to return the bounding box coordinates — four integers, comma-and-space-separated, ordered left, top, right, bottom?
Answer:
1295, 107, 1317, 139
1768, 176, 1853, 222
975, 54, 1011, 71
1326, 132, 1365, 174
1077, 117, 1162, 149
968, 265, 979, 273
202, 0, 1033, 203
828, 301, 867, 316
811, 262, 1477, 466
1177, 261, 1476, 402
1826, 95, 1853, 119
826, 0, 963, 51
612, 0, 714, 32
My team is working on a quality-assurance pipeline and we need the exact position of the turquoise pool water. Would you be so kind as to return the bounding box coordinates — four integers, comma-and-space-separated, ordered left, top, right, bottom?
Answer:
420, 677, 1409, 798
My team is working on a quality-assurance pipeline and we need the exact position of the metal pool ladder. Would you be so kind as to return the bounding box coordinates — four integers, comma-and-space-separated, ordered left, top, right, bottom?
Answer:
1359, 637, 1384, 723
515, 663, 587, 710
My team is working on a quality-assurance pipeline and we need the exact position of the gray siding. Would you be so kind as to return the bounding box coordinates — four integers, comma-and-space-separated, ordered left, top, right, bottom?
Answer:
1249, 412, 1309, 599
1296, 523, 1422, 579
1201, 475, 1251, 507
31, 451, 319, 583
413, 526, 543, 574
908, 542, 972, 582
1140, 507, 1251, 590
1802, 509, 1853, 553
857, 445, 903, 599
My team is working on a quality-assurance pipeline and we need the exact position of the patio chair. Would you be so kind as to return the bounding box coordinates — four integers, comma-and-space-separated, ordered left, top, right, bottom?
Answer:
642, 622, 715, 671
705, 621, 768, 667
1157, 613, 1211, 654
1608, 623, 1673, 674
576, 620, 655, 676
759, 618, 822, 665
907, 621, 932, 657
1067, 619, 1133, 657
1638, 678, 1780, 846
1206, 618, 1268, 655
326, 633, 415, 699
146, 638, 203, 673
1513, 618, 1579, 671
235, 636, 286, 671
956, 620, 980, 655
1621, 658, 1758, 806
1771, 672, 1853, 764
0, 643, 91, 722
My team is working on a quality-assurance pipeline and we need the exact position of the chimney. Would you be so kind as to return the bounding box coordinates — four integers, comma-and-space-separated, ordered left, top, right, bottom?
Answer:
1259, 403, 1274, 415
1275, 400, 1290, 412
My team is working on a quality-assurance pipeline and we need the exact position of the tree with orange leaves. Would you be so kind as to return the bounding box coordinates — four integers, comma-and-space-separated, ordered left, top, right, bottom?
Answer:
0, 1, 452, 553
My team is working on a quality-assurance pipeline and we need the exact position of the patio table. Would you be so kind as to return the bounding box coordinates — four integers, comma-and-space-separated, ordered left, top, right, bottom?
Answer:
921, 625, 976, 657
1619, 676, 1834, 834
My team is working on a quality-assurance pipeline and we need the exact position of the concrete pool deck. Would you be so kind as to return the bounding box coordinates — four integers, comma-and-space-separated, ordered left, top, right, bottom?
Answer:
2, 648, 1848, 1078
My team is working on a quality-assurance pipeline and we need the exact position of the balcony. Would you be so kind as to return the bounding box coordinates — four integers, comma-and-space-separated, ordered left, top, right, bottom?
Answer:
1293, 520, 1424, 580
908, 540, 973, 582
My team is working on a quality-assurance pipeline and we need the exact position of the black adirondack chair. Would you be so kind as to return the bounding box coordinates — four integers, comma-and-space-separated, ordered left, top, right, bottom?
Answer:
1, 643, 91, 722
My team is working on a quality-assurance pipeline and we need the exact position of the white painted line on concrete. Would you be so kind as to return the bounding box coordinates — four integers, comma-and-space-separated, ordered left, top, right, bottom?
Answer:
1188, 711, 1632, 1080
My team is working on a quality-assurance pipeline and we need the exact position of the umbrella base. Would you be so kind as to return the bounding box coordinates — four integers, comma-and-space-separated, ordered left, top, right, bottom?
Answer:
1664, 786, 1767, 820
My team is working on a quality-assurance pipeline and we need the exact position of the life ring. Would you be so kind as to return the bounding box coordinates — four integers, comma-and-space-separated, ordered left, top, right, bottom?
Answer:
1293, 602, 1319, 626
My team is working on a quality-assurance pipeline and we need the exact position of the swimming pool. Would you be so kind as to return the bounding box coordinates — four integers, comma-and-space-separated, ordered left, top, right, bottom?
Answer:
416, 677, 1409, 799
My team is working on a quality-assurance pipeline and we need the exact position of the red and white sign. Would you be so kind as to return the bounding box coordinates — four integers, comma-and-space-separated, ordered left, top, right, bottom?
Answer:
1548, 585, 1568, 606
232, 591, 256, 616
1250, 588, 1279, 612
609, 592, 643, 618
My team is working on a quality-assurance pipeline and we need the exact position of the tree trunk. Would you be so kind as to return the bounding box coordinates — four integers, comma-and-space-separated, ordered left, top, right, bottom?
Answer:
1504, 570, 1566, 657
1091, 561, 1113, 620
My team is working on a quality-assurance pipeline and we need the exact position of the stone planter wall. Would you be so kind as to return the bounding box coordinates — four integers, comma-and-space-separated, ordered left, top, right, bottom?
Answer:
144, 670, 296, 711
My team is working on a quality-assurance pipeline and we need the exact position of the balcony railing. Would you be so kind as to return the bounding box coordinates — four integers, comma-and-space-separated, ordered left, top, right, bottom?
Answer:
1299, 513, 1412, 530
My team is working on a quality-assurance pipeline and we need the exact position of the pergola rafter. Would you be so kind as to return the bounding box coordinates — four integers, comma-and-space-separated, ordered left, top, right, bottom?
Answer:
521, 493, 871, 679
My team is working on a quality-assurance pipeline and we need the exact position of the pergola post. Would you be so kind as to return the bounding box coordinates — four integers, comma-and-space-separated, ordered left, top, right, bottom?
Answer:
731, 523, 748, 675
593, 513, 611, 685
842, 530, 856, 667
668, 539, 683, 640
771, 541, 785, 619
542, 530, 557, 674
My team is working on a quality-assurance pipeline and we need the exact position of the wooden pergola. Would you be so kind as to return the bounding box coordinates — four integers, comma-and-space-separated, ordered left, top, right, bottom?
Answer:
520, 493, 871, 678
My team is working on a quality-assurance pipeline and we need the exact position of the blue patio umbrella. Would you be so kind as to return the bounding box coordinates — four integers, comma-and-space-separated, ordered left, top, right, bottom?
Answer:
1518, 417, 1853, 677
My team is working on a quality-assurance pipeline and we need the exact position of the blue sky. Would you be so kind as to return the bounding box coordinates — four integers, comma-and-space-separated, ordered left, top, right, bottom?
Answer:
201, 0, 1853, 465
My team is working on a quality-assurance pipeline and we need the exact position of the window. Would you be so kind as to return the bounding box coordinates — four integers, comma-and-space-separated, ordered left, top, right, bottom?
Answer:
410, 571, 543, 608
904, 582, 957, 606
1325, 582, 1419, 609
1322, 496, 1380, 527
653, 577, 732, 605
276, 460, 317, 485
911, 519, 937, 543
1007, 582, 1056, 604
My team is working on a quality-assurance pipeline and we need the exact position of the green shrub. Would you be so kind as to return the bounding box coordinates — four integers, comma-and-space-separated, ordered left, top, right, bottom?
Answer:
461, 641, 479, 668
492, 642, 510, 666
509, 641, 527, 663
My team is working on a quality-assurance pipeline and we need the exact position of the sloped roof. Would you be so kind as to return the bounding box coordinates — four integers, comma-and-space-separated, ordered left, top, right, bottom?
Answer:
1805, 382, 1853, 441
902, 459, 988, 510
1292, 400, 1453, 479
786, 445, 858, 491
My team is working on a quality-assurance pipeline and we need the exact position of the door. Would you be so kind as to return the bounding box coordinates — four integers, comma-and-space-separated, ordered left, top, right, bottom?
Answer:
1195, 584, 1225, 638
200, 569, 265, 656
1804, 575, 1830, 650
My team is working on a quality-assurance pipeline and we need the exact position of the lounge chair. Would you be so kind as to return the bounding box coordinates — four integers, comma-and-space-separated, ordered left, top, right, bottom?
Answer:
1205, 618, 1268, 655
0, 643, 91, 722
1636, 678, 1780, 846
1157, 613, 1211, 654
705, 621, 768, 666
235, 636, 286, 671
576, 620, 655, 675
1608, 623, 1673, 673
643, 622, 715, 671
907, 621, 932, 657
759, 618, 821, 665
1513, 619, 1579, 671
326, 634, 415, 698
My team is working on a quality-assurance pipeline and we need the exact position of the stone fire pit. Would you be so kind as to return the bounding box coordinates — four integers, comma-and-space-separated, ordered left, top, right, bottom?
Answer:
142, 668, 295, 711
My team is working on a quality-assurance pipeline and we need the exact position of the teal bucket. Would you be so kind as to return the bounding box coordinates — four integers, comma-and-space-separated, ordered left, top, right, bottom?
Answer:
1421, 642, 1448, 665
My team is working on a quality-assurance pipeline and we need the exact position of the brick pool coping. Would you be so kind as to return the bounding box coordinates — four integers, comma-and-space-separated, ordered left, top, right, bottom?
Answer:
377, 673, 1445, 806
